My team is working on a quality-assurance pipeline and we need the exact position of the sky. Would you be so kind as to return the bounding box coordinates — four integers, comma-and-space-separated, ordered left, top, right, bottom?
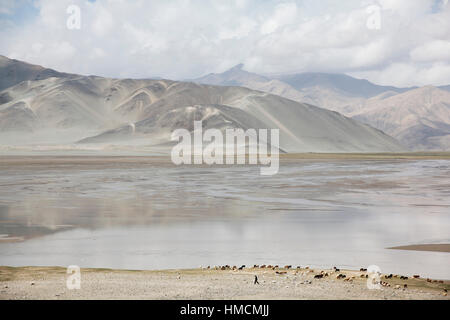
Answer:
1, 0, 449, 87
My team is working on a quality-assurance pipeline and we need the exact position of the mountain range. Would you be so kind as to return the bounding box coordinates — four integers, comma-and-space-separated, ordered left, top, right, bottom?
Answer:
0, 55, 404, 153
193, 64, 450, 150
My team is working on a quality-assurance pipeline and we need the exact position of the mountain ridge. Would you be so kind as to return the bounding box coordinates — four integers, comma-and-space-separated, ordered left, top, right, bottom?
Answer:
0, 56, 405, 153
192, 64, 450, 150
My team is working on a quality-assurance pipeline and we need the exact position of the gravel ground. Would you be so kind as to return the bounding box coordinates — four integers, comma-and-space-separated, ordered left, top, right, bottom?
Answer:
0, 266, 449, 300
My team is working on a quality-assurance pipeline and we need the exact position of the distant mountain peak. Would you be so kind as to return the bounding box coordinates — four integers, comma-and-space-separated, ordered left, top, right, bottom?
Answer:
223, 63, 248, 76
193, 63, 268, 86
229, 63, 244, 71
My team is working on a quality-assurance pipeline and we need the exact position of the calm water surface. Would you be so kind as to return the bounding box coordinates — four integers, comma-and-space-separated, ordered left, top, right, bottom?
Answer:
0, 157, 449, 279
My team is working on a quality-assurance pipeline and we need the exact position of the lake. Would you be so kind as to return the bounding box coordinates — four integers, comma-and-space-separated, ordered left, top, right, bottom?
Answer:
0, 156, 449, 279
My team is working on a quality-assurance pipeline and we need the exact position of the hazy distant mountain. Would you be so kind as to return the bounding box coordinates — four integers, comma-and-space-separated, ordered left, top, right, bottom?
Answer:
0, 56, 404, 153
275, 73, 413, 98
193, 64, 413, 114
193, 64, 450, 150
193, 64, 269, 86
439, 85, 450, 92
193, 64, 351, 111
351, 86, 450, 150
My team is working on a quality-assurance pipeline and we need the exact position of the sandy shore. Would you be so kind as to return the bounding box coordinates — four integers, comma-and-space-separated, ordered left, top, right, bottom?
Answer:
1, 152, 450, 167
388, 244, 450, 253
0, 266, 448, 300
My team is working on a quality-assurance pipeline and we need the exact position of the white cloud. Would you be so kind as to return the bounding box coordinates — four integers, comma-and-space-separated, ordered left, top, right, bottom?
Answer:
260, 2, 298, 35
92, 7, 113, 36
0, 0, 449, 86
410, 40, 450, 62
351, 62, 450, 87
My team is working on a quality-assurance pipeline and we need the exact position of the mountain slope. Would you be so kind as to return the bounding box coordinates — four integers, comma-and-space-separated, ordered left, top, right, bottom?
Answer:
275, 72, 412, 98
351, 86, 450, 150
193, 65, 450, 150
0, 56, 405, 153
0, 55, 74, 92
193, 65, 414, 110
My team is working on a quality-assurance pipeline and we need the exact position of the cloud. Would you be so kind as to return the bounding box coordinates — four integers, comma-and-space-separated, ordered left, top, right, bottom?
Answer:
410, 40, 450, 62
260, 2, 298, 35
0, 0, 449, 86
91, 6, 113, 36
350, 62, 450, 87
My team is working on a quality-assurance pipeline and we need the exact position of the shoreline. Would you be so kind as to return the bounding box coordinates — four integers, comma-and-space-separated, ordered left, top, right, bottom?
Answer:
1, 152, 450, 165
388, 244, 450, 253
1, 266, 449, 300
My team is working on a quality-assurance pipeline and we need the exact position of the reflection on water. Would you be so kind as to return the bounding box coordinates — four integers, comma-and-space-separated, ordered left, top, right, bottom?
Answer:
0, 157, 449, 279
